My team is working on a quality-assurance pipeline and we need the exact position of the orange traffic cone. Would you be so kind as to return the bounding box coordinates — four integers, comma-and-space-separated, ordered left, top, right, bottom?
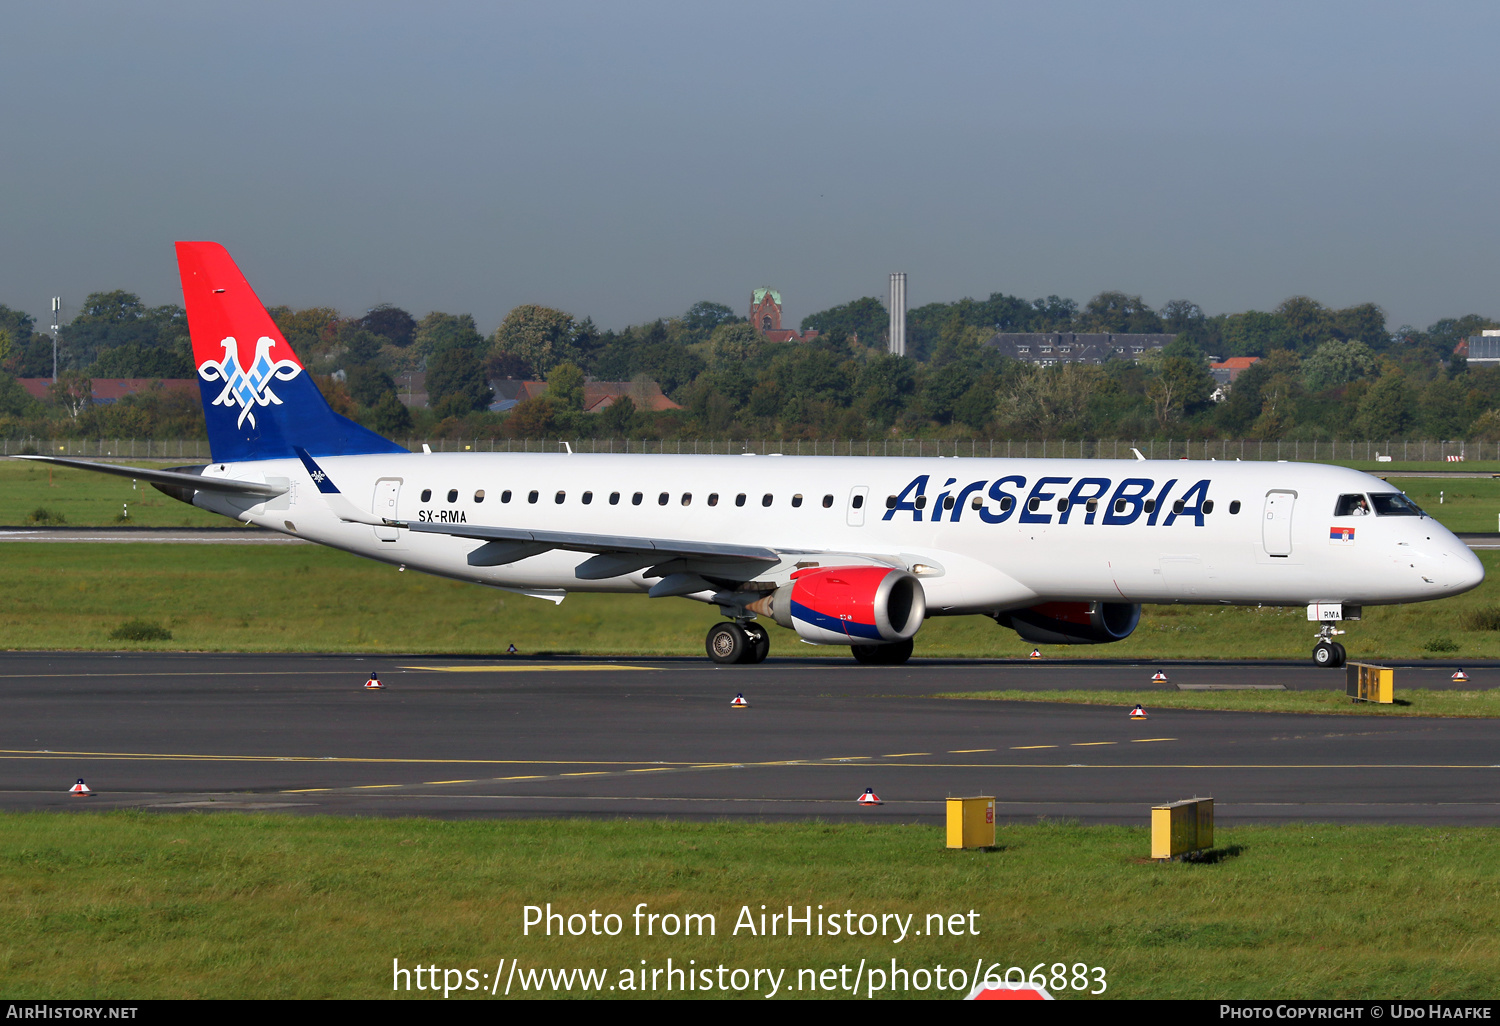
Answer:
1129, 704, 1148, 720
1151, 671, 1169, 683
1452, 669, 1469, 683
856, 788, 882, 805
364, 675, 384, 690
69, 779, 91, 796
730, 693, 748, 708
1028, 649, 1042, 660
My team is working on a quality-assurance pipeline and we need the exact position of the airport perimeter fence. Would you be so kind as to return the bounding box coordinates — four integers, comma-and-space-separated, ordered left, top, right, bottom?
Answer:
0, 436, 1487, 462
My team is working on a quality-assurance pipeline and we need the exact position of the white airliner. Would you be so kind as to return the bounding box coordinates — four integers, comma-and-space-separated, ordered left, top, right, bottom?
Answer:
20, 242, 1485, 667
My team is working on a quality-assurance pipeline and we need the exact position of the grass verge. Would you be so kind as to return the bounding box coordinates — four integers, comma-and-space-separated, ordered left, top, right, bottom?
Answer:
0, 813, 1496, 999
7, 543, 1500, 659
937, 688, 1500, 718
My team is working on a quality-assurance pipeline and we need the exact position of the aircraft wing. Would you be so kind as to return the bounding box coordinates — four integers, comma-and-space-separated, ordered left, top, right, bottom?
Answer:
398, 518, 781, 564
10, 455, 288, 497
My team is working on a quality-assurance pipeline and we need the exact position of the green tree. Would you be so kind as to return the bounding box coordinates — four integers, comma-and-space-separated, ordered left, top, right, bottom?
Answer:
491, 305, 578, 376
371, 391, 414, 435
1082, 292, 1163, 333
546, 362, 585, 411
1302, 339, 1378, 392
708, 322, 760, 368
801, 297, 887, 347
426, 346, 493, 413
345, 365, 398, 407
414, 312, 485, 359
597, 395, 637, 436
357, 304, 417, 347
855, 356, 916, 428
1145, 355, 1214, 426
1358, 370, 1418, 438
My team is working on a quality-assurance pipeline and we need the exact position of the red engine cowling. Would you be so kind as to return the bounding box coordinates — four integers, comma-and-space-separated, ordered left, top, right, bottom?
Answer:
749, 566, 926, 646
995, 601, 1140, 645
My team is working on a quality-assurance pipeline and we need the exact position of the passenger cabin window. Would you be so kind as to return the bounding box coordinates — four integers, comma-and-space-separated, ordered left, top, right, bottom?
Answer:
447, 489, 458, 503
736, 494, 747, 507
501, 490, 512, 503
792, 494, 803, 508
761, 494, 773, 507
609, 492, 620, 505
632, 492, 643, 505
708, 493, 719, 506
915, 495, 927, 510
852, 494, 864, 509
658, 492, 669, 506
1335, 494, 1372, 517
1028, 497, 1040, 512
681, 493, 691, 506
972, 495, 983, 510
1172, 499, 1184, 514
1229, 500, 1241, 514
822, 494, 833, 508
420, 489, 432, 502
555, 491, 565, 504
474, 490, 485, 503
885, 495, 897, 509
1085, 498, 1098, 513
1203, 500, 1215, 514
1000, 496, 1014, 512
528, 490, 539, 504
1143, 499, 1156, 513
582, 491, 593, 505
1370, 493, 1424, 517
942, 496, 954, 510
1057, 499, 1068, 512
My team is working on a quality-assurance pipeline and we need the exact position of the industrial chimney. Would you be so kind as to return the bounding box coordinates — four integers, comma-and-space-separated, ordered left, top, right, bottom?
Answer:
888, 273, 907, 356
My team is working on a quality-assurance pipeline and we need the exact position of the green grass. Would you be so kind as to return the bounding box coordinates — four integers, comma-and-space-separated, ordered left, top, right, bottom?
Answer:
7, 543, 1500, 659
0, 813, 1496, 999
0, 459, 227, 528
940, 688, 1500, 717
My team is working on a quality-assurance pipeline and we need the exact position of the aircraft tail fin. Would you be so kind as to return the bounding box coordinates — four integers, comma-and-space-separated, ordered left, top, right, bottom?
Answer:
175, 241, 407, 463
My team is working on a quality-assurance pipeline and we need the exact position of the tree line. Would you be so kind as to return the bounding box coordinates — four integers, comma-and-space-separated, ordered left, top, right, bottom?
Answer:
0, 283, 1494, 443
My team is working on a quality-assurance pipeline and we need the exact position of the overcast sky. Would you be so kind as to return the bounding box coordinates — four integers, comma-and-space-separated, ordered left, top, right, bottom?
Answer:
1, 1, 1496, 334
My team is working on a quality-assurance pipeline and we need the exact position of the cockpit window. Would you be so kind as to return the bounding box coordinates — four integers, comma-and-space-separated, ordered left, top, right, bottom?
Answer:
1369, 492, 1425, 517
1334, 494, 1372, 517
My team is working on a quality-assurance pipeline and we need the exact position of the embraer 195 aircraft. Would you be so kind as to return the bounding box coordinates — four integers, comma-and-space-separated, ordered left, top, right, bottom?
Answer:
21, 243, 1485, 667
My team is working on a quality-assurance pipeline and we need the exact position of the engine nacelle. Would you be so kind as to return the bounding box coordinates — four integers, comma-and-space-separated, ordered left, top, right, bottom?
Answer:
995, 601, 1141, 645
748, 566, 926, 646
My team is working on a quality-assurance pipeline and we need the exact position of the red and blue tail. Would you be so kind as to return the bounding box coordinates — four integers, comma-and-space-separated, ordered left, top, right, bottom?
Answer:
176, 241, 407, 463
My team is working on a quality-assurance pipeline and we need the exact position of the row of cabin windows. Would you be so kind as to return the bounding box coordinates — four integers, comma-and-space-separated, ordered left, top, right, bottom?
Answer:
881, 494, 1238, 516
415, 484, 1242, 518
418, 487, 861, 510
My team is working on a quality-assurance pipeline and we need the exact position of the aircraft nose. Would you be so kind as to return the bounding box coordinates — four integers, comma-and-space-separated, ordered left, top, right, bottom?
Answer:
1452, 543, 1486, 594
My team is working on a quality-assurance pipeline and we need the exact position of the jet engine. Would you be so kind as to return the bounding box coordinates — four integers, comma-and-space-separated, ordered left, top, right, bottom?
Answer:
748, 566, 926, 646
994, 601, 1140, 645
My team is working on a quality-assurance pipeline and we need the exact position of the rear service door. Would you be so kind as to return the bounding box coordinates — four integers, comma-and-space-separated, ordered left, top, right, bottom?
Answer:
847, 486, 869, 527
1262, 490, 1295, 557
373, 478, 401, 541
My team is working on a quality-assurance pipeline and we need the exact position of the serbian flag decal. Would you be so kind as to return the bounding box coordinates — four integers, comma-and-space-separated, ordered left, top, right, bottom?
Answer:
1330, 526, 1356, 544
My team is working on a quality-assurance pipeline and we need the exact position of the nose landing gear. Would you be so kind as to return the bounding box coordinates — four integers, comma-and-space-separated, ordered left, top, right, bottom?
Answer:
1312, 623, 1347, 668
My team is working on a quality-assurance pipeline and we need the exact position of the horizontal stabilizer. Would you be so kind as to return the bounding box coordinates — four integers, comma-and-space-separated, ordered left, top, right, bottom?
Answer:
11, 455, 286, 497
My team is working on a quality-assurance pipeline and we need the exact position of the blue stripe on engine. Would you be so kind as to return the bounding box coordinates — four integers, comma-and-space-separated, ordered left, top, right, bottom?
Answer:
789, 600, 884, 641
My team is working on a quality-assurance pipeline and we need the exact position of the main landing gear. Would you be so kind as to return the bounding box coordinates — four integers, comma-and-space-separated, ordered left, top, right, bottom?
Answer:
851, 640, 914, 666
1312, 623, 1347, 669
706, 621, 770, 665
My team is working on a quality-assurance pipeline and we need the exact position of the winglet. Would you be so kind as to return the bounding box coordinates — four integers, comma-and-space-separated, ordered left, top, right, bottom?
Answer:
294, 448, 389, 527
1131, 447, 1146, 461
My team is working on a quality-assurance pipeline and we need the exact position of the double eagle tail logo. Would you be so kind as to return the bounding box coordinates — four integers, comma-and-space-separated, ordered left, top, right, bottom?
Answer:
197, 336, 302, 429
